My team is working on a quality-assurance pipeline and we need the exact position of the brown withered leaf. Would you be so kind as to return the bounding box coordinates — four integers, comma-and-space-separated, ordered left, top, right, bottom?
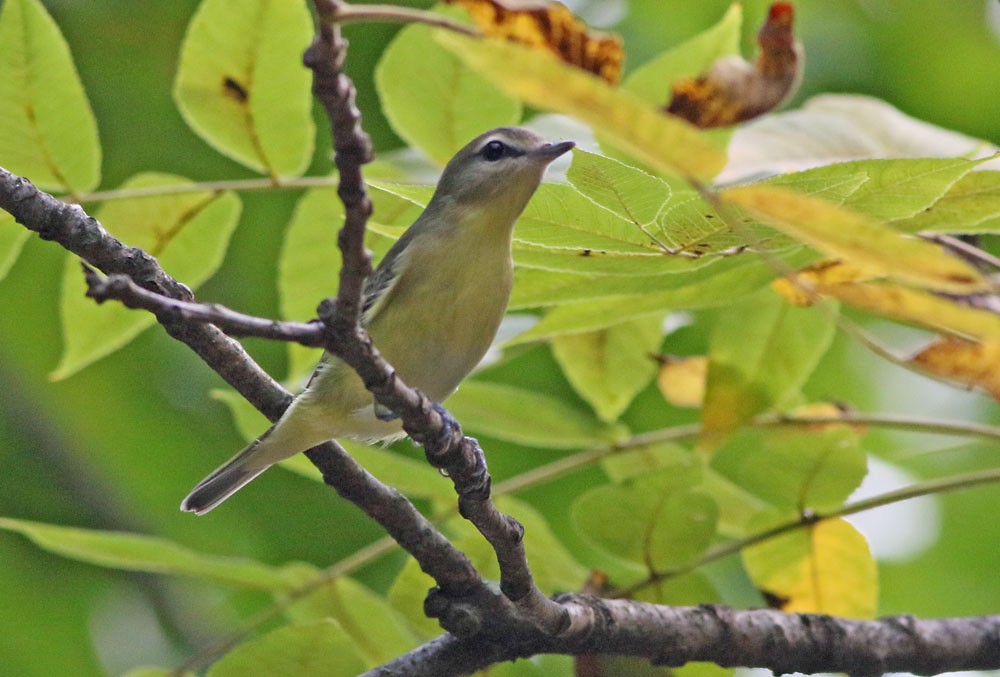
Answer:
667, 2, 801, 128
911, 338, 1000, 399
445, 0, 623, 84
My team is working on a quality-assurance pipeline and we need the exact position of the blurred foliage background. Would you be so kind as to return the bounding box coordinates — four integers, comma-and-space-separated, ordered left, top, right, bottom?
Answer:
1, 1, 999, 675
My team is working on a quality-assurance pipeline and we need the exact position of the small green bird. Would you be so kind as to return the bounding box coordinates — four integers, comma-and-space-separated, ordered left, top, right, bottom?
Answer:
182, 127, 574, 514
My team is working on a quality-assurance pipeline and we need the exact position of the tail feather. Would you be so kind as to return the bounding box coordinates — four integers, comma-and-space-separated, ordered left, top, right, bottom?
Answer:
180, 441, 271, 515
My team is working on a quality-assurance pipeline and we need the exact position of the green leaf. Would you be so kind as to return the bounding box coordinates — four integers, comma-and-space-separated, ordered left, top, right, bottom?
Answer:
600, 442, 695, 484
566, 149, 674, 229
510, 250, 814, 341
0, 517, 292, 591
711, 426, 867, 513
770, 158, 981, 221
53, 173, 241, 379
551, 315, 663, 422
723, 183, 988, 293
0, 213, 30, 282
174, 0, 314, 177
208, 620, 366, 677
280, 566, 419, 667
0, 0, 100, 194
701, 288, 837, 437
572, 474, 717, 570
377, 20, 521, 164
624, 3, 742, 106
211, 388, 270, 441
436, 32, 726, 180
445, 379, 629, 448
123, 668, 195, 677
893, 170, 1000, 234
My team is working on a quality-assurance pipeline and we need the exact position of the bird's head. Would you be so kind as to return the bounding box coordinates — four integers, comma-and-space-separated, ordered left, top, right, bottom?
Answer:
432, 127, 575, 224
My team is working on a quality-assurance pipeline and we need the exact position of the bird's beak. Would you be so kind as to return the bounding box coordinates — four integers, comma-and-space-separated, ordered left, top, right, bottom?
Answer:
531, 140, 575, 161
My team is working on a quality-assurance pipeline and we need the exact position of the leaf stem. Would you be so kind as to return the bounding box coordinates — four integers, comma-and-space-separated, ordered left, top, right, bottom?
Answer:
333, 4, 480, 36
76, 176, 337, 204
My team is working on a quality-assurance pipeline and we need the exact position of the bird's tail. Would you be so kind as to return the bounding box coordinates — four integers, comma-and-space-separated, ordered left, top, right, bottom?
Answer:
180, 434, 274, 515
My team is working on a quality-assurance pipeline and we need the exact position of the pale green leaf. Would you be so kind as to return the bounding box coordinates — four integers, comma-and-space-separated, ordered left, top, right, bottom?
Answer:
174, 0, 314, 177
566, 148, 673, 228
711, 426, 867, 512
386, 556, 441, 639
0, 212, 30, 282
0, 517, 292, 591
702, 288, 837, 436
123, 668, 195, 677
0, 0, 100, 193
893, 170, 1000, 234
445, 379, 629, 448
53, 174, 241, 379
377, 21, 521, 165
600, 442, 695, 484
211, 388, 270, 442
624, 3, 742, 106
552, 315, 663, 422
770, 158, 980, 221
280, 566, 419, 666
436, 32, 726, 180
723, 183, 988, 293
208, 620, 365, 677
572, 474, 716, 570
510, 250, 814, 341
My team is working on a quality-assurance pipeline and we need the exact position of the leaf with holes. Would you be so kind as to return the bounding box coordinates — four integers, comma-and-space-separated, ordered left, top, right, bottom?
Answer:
174, 0, 314, 177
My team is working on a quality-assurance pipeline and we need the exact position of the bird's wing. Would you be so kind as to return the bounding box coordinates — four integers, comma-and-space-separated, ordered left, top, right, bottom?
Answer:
361, 228, 416, 323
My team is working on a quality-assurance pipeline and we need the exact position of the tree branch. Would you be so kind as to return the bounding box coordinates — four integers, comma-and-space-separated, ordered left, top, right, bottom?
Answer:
367, 600, 1000, 677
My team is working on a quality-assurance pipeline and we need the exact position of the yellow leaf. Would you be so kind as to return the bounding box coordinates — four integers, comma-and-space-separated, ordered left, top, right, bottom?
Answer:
445, 0, 623, 84
436, 32, 727, 181
743, 517, 877, 618
724, 184, 988, 293
657, 355, 707, 407
910, 338, 1000, 398
823, 280, 1000, 342
771, 260, 874, 306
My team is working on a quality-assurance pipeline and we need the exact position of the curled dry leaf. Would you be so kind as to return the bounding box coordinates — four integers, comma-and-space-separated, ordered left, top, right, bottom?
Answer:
911, 338, 1000, 399
667, 2, 801, 128
445, 0, 623, 83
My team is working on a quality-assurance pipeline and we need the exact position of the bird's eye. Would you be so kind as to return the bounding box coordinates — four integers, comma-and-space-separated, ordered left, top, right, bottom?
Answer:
482, 140, 507, 162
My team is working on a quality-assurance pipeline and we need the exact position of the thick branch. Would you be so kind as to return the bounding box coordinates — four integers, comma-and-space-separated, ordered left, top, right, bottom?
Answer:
369, 600, 1000, 677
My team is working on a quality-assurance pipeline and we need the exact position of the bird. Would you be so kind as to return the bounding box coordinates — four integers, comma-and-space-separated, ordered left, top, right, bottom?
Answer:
181, 127, 574, 514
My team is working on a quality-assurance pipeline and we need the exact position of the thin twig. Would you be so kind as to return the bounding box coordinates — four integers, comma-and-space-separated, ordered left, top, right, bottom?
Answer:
334, 3, 481, 36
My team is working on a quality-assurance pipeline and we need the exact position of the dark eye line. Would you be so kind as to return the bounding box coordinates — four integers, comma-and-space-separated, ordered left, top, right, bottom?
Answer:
481, 139, 526, 161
